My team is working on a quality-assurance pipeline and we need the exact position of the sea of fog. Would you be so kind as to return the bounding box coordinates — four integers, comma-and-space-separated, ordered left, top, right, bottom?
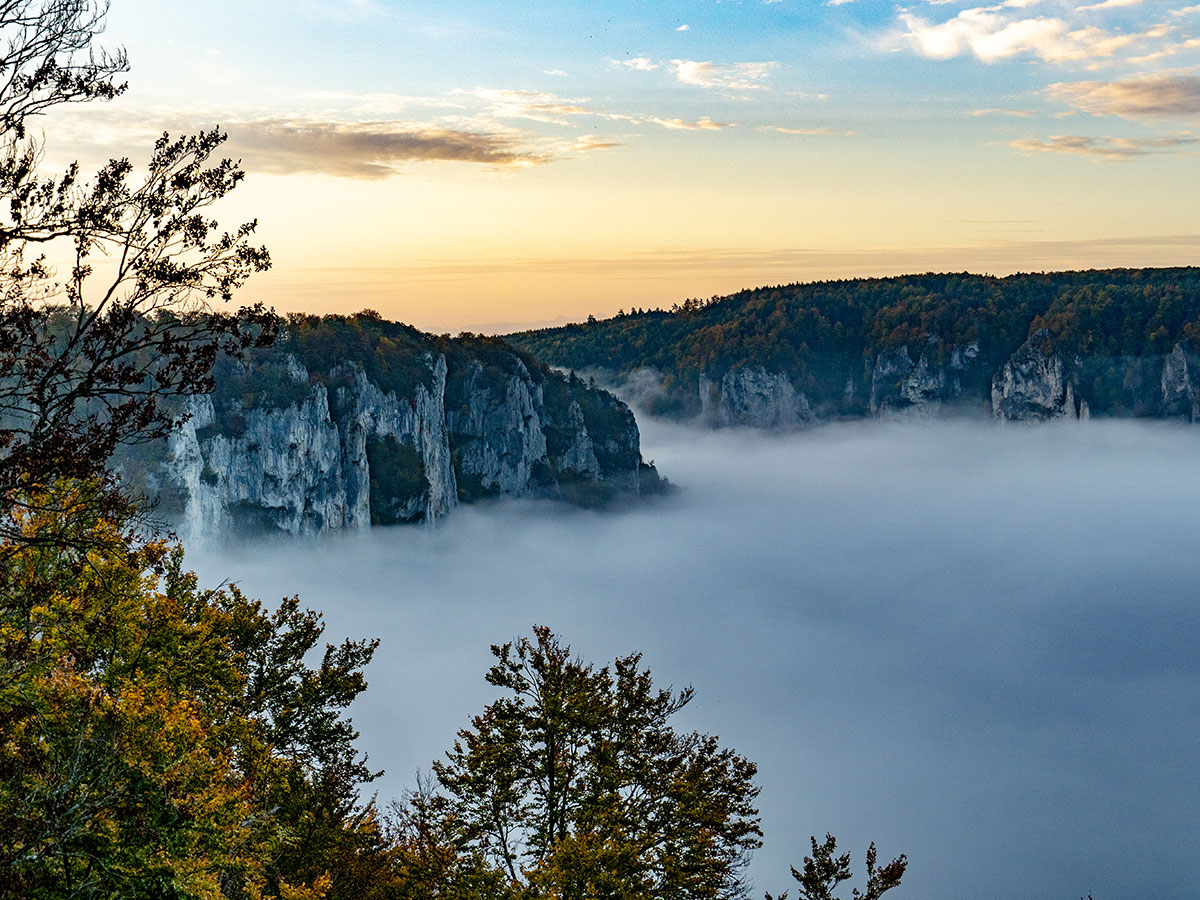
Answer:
187, 417, 1200, 900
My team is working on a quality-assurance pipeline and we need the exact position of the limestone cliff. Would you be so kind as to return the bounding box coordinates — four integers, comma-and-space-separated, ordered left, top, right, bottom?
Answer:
148, 318, 663, 537
511, 269, 1200, 430
1160, 342, 1199, 421
867, 341, 981, 417
699, 366, 814, 429
991, 332, 1088, 422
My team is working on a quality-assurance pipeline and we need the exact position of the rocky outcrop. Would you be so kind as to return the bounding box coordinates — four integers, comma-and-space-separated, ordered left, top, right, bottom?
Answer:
557, 401, 600, 477
445, 357, 549, 495
335, 353, 457, 524
868, 341, 981, 416
160, 339, 661, 538
1161, 342, 1199, 421
166, 354, 455, 536
991, 332, 1087, 422
699, 366, 814, 429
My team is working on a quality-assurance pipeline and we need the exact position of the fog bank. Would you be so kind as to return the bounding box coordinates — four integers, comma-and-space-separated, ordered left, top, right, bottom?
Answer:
188, 418, 1200, 900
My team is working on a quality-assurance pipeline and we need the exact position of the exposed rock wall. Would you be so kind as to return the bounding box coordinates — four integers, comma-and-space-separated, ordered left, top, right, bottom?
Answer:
1161, 342, 1199, 421
673, 334, 1200, 428
991, 332, 1088, 422
445, 358, 549, 495
868, 342, 982, 416
167, 385, 350, 536
163, 346, 657, 538
699, 366, 814, 429
336, 354, 457, 523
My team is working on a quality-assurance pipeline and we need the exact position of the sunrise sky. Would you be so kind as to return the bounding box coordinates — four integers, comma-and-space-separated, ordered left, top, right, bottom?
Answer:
43, 0, 1200, 332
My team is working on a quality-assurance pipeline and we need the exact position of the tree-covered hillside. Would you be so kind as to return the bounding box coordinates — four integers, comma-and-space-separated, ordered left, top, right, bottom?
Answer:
510, 268, 1200, 421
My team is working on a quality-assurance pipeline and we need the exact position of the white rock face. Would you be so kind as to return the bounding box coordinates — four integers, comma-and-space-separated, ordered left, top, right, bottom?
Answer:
869, 341, 980, 416
699, 366, 813, 429
336, 354, 457, 525
991, 332, 1084, 421
898, 354, 944, 407
559, 400, 600, 477
164, 350, 647, 537
167, 382, 349, 538
447, 359, 549, 494
950, 341, 980, 370
167, 354, 456, 538
1161, 342, 1198, 420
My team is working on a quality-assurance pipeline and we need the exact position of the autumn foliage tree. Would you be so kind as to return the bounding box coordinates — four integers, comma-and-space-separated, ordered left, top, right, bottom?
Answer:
0, 483, 379, 899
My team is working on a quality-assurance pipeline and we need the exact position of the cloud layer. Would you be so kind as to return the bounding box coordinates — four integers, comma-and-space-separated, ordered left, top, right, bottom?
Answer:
670, 59, 778, 91
896, 6, 1137, 63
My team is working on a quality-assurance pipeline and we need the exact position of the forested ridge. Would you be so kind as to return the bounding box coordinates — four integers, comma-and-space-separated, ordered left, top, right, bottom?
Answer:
511, 268, 1200, 420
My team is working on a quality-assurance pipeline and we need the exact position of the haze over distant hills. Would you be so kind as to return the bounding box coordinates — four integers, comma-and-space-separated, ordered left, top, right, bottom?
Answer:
510, 267, 1200, 429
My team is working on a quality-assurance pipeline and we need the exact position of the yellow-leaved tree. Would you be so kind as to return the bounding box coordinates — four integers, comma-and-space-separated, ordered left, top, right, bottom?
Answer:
0, 483, 380, 900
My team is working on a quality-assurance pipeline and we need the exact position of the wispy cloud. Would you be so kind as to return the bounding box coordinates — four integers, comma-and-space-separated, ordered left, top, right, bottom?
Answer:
1048, 75, 1200, 118
451, 88, 598, 124
611, 57, 659, 71
761, 125, 858, 135
647, 116, 733, 131
1127, 36, 1200, 64
224, 119, 554, 176
1009, 133, 1198, 159
670, 59, 778, 91
1077, 0, 1143, 9
972, 107, 1039, 117
567, 134, 624, 151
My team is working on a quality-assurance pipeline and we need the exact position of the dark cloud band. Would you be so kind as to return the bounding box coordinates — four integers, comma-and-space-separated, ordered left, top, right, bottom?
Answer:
224, 119, 547, 178
1048, 75, 1200, 119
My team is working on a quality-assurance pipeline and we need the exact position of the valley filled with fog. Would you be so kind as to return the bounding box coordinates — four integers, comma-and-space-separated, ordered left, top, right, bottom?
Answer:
188, 417, 1200, 900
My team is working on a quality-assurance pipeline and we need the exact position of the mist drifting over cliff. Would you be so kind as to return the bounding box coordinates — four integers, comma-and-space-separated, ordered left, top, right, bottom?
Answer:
188, 418, 1200, 900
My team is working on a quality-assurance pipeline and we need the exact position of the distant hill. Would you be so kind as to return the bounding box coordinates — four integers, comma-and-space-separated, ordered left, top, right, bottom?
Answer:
509, 268, 1200, 426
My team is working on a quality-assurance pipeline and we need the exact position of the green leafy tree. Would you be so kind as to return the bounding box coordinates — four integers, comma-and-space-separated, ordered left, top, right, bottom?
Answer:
766, 834, 907, 900
0, 482, 379, 899
432, 625, 762, 900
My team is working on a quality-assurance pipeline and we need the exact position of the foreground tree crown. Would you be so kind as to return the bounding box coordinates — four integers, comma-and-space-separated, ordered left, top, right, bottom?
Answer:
0, 482, 378, 899
428, 625, 763, 900
765, 834, 907, 900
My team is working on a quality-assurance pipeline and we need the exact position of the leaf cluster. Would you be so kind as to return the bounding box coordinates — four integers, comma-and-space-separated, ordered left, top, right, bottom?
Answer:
766, 834, 906, 900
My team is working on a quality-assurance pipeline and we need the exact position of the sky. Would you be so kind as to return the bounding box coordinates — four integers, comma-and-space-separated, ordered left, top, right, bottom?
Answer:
189, 416, 1200, 900
41, 0, 1200, 331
